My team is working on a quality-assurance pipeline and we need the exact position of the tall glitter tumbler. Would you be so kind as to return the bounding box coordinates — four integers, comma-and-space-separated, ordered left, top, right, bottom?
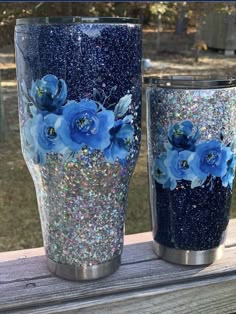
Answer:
145, 76, 236, 265
15, 17, 142, 280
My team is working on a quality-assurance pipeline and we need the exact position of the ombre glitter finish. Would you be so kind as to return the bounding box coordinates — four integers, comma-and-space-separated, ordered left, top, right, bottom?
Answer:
15, 19, 142, 272
146, 81, 236, 258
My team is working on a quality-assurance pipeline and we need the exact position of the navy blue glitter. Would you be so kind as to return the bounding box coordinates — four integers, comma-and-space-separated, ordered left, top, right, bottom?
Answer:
154, 179, 232, 250
15, 23, 141, 114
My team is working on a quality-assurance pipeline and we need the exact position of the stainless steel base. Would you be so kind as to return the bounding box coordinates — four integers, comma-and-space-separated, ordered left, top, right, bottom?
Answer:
47, 255, 121, 281
153, 241, 224, 265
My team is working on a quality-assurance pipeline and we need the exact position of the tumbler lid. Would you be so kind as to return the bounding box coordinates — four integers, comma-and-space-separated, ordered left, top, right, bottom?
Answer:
16, 16, 140, 25
144, 76, 236, 89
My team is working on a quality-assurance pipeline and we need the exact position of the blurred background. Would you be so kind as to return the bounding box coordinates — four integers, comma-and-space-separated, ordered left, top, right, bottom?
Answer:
0, 2, 236, 252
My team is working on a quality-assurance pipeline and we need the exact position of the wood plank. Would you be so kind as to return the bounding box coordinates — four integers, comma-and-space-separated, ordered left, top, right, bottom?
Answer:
2, 260, 236, 313
7, 278, 236, 314
225, 218, 236, 247
0, 247, 45, 262
0, 219, 235, 312
124, 231, 152, 245
1, 244, 236, 311
72, 280, 236, 314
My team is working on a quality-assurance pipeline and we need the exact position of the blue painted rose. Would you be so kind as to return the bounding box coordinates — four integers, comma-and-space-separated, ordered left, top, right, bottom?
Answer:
29, 113, 66, 164
222, 154, 235, 189
165, 150, 197, 182
30, 74, 67, 112
189, 140, 232, 179
168, 120, 199, 151
104, 115, 134, 163
153, 153, 169, 185
55, 99, 115, 151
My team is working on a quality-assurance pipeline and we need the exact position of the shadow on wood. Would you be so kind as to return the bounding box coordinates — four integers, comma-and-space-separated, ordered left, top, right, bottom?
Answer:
0, 220, 236, 313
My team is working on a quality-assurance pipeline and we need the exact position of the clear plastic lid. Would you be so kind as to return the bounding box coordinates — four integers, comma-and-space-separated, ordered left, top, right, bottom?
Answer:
144, 75, 236, 89
16, 16, 140, 25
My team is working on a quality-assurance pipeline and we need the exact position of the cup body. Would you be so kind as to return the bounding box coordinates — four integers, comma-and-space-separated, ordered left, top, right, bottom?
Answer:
15, 17, 142, 280
146, 76, 236, 265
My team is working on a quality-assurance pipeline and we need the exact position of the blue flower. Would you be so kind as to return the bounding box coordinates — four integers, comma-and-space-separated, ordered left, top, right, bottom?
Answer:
165, 150, 197, 182
30, 74, 67, 112
157, 150, 198, 190
154, 152, 185, 190
55, 99, 114, 151
29, 113, 66, 164
168, 120, 199, 151
189, 140, 232, 179
153, 153, 169, 185
104, 115, 134, 163
222, 154, 235, 189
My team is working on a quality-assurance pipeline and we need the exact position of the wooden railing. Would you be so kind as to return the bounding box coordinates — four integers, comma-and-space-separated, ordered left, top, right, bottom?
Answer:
1, 219, 236, 313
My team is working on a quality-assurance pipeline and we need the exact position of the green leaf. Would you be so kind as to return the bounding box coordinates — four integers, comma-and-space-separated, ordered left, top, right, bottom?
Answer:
114, 94, 132, 118
191, 177, 205, 189
29, 105, 37, 116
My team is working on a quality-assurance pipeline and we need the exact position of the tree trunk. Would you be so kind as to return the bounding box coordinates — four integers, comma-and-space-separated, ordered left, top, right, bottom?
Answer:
0, 71, 6, 142
67, 2, 73, 16
175, 3, 188, 35
156, 13, 162, 51
193, 15, 202, 63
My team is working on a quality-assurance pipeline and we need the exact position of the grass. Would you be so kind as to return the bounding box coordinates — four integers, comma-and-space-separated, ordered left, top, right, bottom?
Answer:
126, 120, 151, 234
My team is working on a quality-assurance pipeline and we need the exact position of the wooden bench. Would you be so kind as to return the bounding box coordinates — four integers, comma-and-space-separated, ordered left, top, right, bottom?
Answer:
1, 219, 236, 313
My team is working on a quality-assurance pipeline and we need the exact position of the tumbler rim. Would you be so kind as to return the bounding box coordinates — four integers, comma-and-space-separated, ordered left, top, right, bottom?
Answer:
16, 16, 140, 25
143, 75, 236, 89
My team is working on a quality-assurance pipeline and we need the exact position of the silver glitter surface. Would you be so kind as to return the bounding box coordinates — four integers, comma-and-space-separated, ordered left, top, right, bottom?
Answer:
147, 87, 236, 159
27, 150, 137, 266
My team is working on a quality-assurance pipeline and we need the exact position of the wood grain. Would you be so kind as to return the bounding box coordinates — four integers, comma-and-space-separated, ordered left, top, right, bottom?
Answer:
0, 219, 236, 313
8, 278, 236, 314
77, 280, 236, 314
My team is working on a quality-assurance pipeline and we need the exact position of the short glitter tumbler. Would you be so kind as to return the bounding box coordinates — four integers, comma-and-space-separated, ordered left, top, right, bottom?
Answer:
15, 17, 142, 280
145, 76, 236, 265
